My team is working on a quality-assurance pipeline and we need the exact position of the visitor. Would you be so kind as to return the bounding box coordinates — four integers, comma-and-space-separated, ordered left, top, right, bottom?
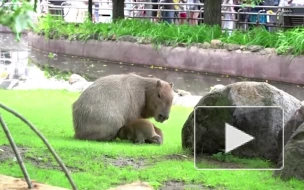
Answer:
93, 2, 100, 23
247, 1, 267, 30
160, 0, 175, 24
48, 0, 66, 18
222, 0, 237, 35
263, 0, 280, 32
151, 0, 160, 22
178, 0, 187, 25
187, 0, 200, 25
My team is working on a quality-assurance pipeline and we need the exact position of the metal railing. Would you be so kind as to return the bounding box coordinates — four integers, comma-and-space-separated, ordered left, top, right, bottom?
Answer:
2, 0, 304, 31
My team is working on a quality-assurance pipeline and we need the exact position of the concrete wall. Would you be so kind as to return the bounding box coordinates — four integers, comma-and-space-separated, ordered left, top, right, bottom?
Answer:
0, 25, 29, 34
27, 32, 304, 85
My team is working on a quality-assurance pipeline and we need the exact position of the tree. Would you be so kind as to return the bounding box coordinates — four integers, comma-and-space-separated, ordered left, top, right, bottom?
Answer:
203, 0, 222, 27
88, 0, 92, 21
112, 0, 125, 21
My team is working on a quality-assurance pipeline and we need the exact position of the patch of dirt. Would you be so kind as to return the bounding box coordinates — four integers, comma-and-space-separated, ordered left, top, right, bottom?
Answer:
159, 180, 216, 190
0, 145, 29, 162
0, 145, 83, 172
25, 155, 85, 172
164, 154, 189, 161
164, 153, 249, 169
101, 155, 154, 169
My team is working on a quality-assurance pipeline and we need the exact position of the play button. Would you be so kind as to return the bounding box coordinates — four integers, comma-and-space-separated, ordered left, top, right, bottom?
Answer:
225, 123, 255, 154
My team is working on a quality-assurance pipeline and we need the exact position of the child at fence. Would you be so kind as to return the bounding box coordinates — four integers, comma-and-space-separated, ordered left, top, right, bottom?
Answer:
178, 0, 187, 24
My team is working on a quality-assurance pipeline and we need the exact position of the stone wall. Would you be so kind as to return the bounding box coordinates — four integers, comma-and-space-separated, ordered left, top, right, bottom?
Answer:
0, 25, 28, 34
27, 32, 304, 85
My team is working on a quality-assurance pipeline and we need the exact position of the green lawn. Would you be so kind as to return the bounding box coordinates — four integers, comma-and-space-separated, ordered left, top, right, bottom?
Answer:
0, 89, 303, 190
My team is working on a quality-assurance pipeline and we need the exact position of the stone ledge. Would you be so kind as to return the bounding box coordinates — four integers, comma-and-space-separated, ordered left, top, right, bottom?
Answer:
27, 32, 304, 85
0, 25, 28, 34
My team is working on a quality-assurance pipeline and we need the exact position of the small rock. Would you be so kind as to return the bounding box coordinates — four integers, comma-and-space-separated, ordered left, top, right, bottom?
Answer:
240, 45, 246, 50
137, 37, 145, 44
235, 49, 242, 53
117, 35, 137, 43
264, 48, 276, 54
143, 37, 152, 44
178, 43, 187, 47
242, 50, 251, 54
258, 50, 267, 55
210, 39, 223, 49
198, 42, 211, 49
209, 84, 226, 93
68, 74, 87, 84
247, 45, 263, 52
174, 89, 191, 96
224, 43, 240, 51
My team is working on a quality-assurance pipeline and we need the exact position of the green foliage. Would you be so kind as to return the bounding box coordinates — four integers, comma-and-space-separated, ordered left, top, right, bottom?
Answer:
35, 15, 304, 56
0, 0, 36, 40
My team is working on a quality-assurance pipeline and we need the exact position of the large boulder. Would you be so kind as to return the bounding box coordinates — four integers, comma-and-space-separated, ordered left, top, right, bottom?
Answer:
182, 82, 302, 162
277, 106, 304, 165
274, 122, 304, 180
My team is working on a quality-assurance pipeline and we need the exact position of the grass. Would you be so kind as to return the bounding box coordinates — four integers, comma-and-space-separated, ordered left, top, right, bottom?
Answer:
0, 89, 304, 190
33, 15, 304, 55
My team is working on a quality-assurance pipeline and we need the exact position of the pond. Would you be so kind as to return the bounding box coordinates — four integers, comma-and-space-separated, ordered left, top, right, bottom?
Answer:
1, 33, 304, 100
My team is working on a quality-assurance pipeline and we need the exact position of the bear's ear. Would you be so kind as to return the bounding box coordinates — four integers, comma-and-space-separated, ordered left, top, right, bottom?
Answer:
157, 80, 162, 87
169, 82, 174, 88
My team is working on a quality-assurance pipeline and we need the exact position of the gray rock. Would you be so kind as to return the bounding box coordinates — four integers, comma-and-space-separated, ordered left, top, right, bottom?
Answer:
240, 45, 246, 50
178, 43, 187, 47
247, 45, 263, 52
224, 43, 241, 51
69, 74, 87, 84
258, 50, 268, 55
242, 50, 251, 54
198, 42, 211, 49
117, 35, 138, 43
173, 94, 202, 108
210, 40, 223, 49
276, 106, 304, 166
174, 89, 191, 96
209, 84, 226, 93
182, 82, 302, 163
274, 122, 304, 181
264, 48, 276, 54
66, 81, 93, 92
235, 49, 242, 54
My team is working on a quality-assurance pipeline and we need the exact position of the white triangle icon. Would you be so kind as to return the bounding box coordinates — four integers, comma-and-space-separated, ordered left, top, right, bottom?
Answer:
225, 123, 255, 154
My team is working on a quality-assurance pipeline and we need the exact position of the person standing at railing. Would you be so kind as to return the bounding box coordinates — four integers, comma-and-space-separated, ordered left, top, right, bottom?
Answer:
178, 0, 187, 24
222, 0, 236, 34
187, 0, 200, 25
263, 0, 280, 32
159, 0, 175, 24
48, 0, 66, 17
93, 1, 100, 23
151, 0, 159, 22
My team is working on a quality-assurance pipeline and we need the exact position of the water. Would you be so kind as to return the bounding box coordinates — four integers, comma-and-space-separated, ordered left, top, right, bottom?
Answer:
1, 33, 304, 100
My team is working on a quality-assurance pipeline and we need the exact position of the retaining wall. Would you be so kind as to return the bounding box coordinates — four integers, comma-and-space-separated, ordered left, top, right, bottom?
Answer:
27, 32, 304, 85
0, 25, 28, 34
